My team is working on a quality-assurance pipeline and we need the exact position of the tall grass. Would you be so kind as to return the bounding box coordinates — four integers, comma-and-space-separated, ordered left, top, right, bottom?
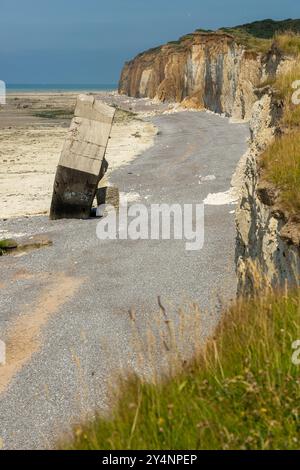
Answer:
261, 132, 300, 213
219, 28, 272, 53
63, 287, 300, 450
260, 45, 300, 212
216, 30, 300, 55
228, 19, 300, 40
273, 59, 300, 129
275, 32, 300, 57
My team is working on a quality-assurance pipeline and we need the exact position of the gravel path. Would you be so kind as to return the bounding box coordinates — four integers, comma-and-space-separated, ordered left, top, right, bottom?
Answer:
0, 101, 249, 449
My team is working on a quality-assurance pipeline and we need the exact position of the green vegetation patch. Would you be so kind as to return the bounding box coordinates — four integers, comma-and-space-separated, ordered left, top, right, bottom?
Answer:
261, 131, 300, 213
260, 54, 300, 213
229, 18, 300, 39
141, 20, 300, 57
275, 33, 300, 57
195, 28, 213, 33
220, 19, 300, 54
218, 28, 272, 53
0, 239, 18, 256
113, 106, 140, 124
32, 109, 74, 120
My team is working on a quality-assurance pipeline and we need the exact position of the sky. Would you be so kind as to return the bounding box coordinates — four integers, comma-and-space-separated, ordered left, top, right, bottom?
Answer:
0, 0, 299, 85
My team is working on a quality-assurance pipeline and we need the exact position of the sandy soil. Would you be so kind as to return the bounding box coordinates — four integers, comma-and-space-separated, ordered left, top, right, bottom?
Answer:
0, 92, 156, 219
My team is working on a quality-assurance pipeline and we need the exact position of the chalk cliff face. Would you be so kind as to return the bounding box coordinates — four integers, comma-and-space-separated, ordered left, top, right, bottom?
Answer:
235, 90, 300, 292
119, 33, 282, 121
119, 32, 300, 292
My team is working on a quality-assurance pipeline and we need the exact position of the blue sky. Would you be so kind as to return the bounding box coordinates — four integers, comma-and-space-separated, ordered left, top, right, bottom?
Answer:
0, 0, 299, 84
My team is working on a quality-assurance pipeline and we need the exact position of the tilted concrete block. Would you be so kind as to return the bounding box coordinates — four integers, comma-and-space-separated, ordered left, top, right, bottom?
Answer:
50, 94, 115, 219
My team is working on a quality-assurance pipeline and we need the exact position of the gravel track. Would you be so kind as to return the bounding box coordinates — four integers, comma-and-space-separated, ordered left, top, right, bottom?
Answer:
0, 99, 249, 449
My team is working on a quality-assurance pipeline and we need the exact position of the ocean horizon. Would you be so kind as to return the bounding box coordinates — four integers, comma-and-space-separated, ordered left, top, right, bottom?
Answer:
6, 83, 118, 93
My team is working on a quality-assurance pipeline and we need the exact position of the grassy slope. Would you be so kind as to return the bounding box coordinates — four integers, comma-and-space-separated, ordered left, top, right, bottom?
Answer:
194, 19, 300, 38
200, 18, 300, 54
260, 128, 300, 214
219, 21, 300, 53
64, 20, 300, 450
260, 37, 300, 214
65, 290, 300, 450
153, 19, 300, 55
221, 18, 300, 39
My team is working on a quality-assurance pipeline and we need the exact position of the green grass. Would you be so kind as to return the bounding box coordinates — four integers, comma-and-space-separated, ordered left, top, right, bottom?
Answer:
219, 19, 300, 54
215, 29, 300, 55
261, 132, 300, 213
195, 19, 300, 42
275, 32, 300, 56
140, 20, 300, 57
266, 56, 300, 103
222, 18, 300, 39
111, 107, 140, 124
218, 28, 272, 53
259, 55, 300, 213
183, 20, 300, 55
0, 239, 18, 256
32, 109, 74, 120
63, 289, 300, 450
195, 28, 213, 33
178, 34, 200, 42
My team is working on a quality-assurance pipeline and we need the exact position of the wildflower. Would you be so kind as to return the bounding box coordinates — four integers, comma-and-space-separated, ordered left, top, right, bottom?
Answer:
157, 417, 165, 426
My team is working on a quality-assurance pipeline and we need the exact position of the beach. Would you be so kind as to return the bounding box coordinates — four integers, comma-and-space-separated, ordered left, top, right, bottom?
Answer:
0, 91, 156, 219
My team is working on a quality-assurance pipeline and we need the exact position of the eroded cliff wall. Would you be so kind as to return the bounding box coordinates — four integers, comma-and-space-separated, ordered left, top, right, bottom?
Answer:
235, 89, 300, 292
119, 33, 282, 121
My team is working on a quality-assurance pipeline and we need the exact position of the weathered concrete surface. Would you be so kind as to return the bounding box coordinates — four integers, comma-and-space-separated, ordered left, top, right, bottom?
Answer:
0, 96, 249, 449
50, 95, 115, 220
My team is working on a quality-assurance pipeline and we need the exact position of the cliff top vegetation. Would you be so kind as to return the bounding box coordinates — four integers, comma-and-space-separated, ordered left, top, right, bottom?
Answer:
134, 19, 300, 59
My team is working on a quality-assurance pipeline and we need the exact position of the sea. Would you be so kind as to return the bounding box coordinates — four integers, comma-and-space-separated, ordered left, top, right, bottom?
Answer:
6, 84, 117, 93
